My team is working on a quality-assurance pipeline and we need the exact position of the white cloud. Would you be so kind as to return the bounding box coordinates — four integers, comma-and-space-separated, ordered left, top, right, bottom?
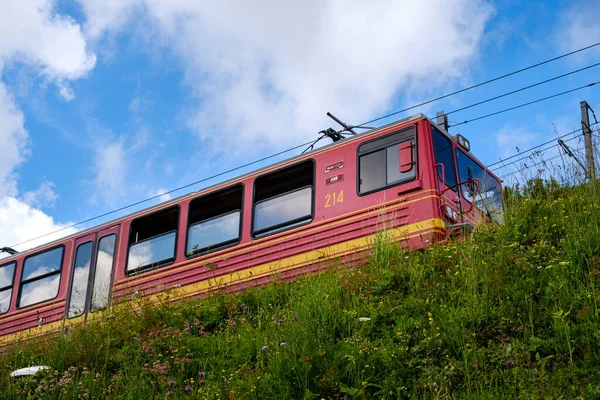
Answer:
0, 82, 29, 198
0, 0, 96, 252
557, 0, 600, 59
91, 138, 127, 205
0, 197, 77, 254
78, 0, 493, 156
152, 188, 172, 203
495, 126, 539, 159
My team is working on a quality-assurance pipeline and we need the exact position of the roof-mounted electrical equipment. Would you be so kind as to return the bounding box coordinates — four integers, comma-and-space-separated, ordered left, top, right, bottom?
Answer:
453, 134, 470, 152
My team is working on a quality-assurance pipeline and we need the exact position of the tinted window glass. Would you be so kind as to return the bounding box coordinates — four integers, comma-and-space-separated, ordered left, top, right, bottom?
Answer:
68, 242, 93, 318
253, 161, 314, 236
387, 143, 415, 184
127, 206, 179, 274
188, 211, 240, 255
128, 231, 176, 272
187, 185, 243, 256
0, 262, 15, 314
456, 149, 504, 223
358, 128, 416, 194
432, 127, 457, 190
359, 149, 386, 193
19, 247, 63, 308
92, 235, 116, 311
254, 187, 312, 233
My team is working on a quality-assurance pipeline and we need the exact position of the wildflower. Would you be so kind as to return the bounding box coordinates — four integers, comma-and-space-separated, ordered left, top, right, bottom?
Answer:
243, 309, 249, 315
358, 317, 371, 322
280, 342, 287, 347
167, 381, 177, 387
198, 371, 206, 377
185, 386, 191, 392
167, 391, 173, 396
262, 345, 269, 351
199, 380, 205, 385
506, 359, 513, 367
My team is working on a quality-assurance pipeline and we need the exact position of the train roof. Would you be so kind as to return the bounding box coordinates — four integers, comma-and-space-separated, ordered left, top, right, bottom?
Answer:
1, 113, 496, 261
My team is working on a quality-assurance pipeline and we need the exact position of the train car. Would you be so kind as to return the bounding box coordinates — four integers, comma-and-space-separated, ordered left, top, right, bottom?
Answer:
0, 113, 503, 346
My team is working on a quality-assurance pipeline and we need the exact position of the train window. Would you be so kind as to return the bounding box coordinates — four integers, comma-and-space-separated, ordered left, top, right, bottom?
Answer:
91, 235, 116, 311
253, 160, 314, 236
0, 262, 16, 314
187, 185, 243, 257
127, 206, 179, 274
68, 242, 93, 318
358, 127, 416, 194
456, 149, 504, 224
432, 127, 457, 190
19, 246, 63, 308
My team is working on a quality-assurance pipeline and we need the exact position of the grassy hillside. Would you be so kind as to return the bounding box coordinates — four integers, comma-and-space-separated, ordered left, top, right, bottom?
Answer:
2, 180, 600, 399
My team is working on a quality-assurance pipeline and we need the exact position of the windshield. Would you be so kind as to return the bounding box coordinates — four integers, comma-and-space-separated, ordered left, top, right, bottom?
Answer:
456, 149, 504, 224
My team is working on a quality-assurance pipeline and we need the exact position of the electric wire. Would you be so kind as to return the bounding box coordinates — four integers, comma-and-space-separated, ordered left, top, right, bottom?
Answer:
499, 144, 587, 182
7, 139, 315, 249
439, 62, 600, 120
489, 121, 600, 170
8, 42, 600, 250
495, 134, 581, 175
353, 41, 600, 128
448, 81, 600, 128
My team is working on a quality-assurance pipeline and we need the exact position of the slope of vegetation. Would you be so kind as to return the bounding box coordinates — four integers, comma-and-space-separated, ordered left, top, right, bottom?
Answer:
2, 180, 600, 399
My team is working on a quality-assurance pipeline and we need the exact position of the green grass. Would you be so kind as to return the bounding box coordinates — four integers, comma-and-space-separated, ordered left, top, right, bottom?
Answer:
2, 179, 600, 399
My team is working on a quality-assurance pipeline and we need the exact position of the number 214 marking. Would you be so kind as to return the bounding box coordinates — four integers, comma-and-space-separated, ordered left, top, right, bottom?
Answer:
325, 190, 344, 208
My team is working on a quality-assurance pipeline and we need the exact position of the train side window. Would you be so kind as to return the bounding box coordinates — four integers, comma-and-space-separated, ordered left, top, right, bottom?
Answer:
0, 262, 16, 314
127, 206, 179, 274
253, 160, 314, 237
432, 127, 457, 190
358, 127, 416, 194
187, 185, 243, 257
91, 234, 116, 311
68, 242, 93, 318
19, 246, 63, 308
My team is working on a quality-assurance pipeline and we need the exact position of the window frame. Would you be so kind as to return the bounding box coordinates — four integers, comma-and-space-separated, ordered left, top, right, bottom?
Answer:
17, 244, 65, 309
356, 126, 418, 196
185, 183, 244, 259
251, 159, 316, 238
66, 240, 95, 319
431, 126, 458, 192
0, 261, 17, 314
455, 147, 502, 204
91, 234, 118, 313
125, 205, 180, 276
455, 147, 484, 205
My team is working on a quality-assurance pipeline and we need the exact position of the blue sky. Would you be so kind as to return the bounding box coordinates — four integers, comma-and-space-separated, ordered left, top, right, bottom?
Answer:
0, 0, 599, 252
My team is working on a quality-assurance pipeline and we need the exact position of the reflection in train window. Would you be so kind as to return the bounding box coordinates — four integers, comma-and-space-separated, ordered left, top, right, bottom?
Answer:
19, 246, 63, 308
0, 262, 16, 314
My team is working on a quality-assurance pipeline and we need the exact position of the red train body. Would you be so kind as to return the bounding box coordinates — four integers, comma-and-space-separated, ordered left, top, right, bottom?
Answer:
0, 114, 503, 345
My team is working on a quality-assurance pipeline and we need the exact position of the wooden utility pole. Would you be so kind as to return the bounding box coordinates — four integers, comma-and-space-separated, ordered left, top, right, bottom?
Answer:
581, 100, 596, 181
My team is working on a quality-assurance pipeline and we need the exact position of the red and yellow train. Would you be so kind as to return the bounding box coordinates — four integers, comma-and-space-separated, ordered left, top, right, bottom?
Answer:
0, 113, 503, 346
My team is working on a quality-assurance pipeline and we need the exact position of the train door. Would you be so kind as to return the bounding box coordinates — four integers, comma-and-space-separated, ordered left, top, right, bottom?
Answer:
66, 225, 119, 321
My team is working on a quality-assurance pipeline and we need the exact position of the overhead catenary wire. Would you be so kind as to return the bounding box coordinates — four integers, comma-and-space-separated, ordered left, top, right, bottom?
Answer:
494, 134, 581, 175
7, 42, 600, 250
7, 139, 315, 249
449, 81, 600, 128
498, 145, 587, 182
353, 41, 600, 128
489, 121, 600, 171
